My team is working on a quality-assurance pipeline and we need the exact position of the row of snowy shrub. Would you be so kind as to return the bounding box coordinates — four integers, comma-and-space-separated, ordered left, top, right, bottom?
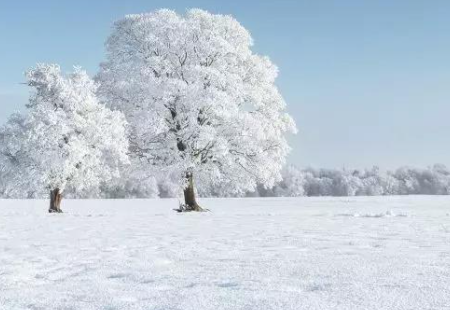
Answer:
253, 164, 450, 197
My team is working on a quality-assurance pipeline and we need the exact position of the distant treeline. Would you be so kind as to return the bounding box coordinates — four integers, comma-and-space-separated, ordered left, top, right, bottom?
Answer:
250, 164, 450, 197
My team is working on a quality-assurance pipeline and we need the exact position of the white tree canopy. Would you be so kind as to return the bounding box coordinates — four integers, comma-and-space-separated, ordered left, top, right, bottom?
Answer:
97, 9, 296, 195
0, 64, 129, 198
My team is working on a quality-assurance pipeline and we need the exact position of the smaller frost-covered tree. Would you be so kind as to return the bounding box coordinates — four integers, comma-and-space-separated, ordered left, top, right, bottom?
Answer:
98, 9, 296, 211
0, 64, 129, 212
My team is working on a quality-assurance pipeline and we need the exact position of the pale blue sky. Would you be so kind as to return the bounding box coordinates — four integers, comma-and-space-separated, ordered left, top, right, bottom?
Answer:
0, 0, 449, 169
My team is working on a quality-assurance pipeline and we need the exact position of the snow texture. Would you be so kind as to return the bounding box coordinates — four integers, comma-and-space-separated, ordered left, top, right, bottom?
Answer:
1, 196, 449, 309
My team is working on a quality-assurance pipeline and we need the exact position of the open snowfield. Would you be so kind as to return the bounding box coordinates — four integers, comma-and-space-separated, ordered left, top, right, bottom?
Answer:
1, 196, 449, 310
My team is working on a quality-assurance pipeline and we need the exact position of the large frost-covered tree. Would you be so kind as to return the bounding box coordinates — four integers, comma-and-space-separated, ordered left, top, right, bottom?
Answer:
0, 64, 129, 212
97, 9, 296, 211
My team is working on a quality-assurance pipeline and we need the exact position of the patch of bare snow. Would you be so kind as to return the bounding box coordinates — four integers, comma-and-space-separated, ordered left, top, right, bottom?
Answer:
0, 196, 449, 310
336, 210, 408, 218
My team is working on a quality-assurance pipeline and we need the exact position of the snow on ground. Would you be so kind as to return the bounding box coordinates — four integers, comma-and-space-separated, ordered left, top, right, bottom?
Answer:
1, 196, 449, 310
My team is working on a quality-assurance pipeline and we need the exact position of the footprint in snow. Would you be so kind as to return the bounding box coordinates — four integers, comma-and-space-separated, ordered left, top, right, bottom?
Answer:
216, 281, 239, 288
140, 279, 155, 284
305, 283, 331, 292
107, 273, 129, 279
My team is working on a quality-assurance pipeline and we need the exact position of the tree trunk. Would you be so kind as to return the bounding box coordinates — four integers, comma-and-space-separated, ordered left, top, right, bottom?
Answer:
49, 188, 63, 213
183, 173, 204, 211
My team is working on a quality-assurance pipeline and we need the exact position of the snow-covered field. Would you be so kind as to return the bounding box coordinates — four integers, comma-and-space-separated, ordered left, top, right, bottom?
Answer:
1, 196, 449, 310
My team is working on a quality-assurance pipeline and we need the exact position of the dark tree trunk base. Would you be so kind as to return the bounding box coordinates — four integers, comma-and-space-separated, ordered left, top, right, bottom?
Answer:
48, 209, 63, 213
49, 188, 63, 213
173, 203, 209, 213
173, 173, 209, 213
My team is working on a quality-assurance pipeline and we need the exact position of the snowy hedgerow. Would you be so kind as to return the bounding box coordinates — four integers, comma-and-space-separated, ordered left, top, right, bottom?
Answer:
392, 165, 450, 195
97, 9, 296, 210
0, 64, 129, 210
250, 164, 450, 198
